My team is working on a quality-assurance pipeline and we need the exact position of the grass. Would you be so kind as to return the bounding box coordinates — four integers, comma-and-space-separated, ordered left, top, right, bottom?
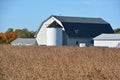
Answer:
0, 45, 120, 80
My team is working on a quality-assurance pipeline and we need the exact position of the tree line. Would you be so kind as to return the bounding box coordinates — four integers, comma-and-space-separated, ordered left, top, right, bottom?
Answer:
0, 28, 36, 44
0, 28, 120, 44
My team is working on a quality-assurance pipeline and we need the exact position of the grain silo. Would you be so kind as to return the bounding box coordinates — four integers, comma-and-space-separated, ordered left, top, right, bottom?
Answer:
47, 21, 62, 46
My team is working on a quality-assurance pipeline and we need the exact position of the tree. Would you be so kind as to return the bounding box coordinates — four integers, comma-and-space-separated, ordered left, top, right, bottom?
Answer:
114, 28, 120, 33
0, 28, 36, 44
22, 28, 28, 32
0, 33, 5, 43
6, 28, 14, 33
0, 32, 17, 44
15, 28, 35, 38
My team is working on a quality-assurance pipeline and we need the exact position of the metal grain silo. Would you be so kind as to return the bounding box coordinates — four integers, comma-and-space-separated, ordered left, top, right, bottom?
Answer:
47, 21, 62, 46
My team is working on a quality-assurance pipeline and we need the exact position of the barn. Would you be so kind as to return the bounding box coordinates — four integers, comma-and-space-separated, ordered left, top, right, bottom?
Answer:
94, 34, 120, 48
35, 15, 114, 46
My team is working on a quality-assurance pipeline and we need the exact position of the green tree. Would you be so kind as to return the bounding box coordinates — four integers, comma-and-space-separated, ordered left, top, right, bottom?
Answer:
15, 28, 36, 38
6, 28, 14, 33
0, 36, 5, 44
114, 28, 120, 33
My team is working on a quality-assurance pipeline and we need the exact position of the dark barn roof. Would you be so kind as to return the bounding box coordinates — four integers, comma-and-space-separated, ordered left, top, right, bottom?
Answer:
53, 15, 108, 24
35, 15, 114, 38
53, 15, 114, 38
62, 22, 114, 38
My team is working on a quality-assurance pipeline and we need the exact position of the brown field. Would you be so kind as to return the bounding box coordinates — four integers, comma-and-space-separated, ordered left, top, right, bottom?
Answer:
0, 45, 120, 80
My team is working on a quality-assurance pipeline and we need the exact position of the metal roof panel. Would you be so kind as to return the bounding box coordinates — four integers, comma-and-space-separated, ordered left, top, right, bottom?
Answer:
94, 34, 120, 40
11, 38, 36, 45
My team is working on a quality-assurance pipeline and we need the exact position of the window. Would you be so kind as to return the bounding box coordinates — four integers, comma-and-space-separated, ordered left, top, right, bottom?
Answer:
76, 41, 79, 45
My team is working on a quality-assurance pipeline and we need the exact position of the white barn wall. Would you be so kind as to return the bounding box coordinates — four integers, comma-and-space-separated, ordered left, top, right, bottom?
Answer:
94, 40, 120, 47
62, 31, 68, 45
67, 38, 93, 46
36, 18, 53, 45
36, 17, 64, 45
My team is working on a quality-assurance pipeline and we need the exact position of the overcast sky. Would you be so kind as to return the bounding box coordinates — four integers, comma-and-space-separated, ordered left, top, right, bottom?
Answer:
0, 0, 120, 32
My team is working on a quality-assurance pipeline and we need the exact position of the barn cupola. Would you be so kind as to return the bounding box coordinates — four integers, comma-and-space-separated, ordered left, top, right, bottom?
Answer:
47, 21, 63, 46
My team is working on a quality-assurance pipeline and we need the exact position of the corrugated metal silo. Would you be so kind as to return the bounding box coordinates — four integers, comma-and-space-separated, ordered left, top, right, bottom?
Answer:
46, 21, 62, 46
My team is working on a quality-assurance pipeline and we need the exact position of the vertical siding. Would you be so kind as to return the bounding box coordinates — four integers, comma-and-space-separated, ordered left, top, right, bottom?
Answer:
36, 24, 47, 45
94, 40, 120, 47
62, 31, 68, 45
67, 38, 93, 46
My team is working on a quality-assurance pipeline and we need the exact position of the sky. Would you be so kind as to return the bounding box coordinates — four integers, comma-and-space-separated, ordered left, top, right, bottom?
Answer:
0, 0, 120, 32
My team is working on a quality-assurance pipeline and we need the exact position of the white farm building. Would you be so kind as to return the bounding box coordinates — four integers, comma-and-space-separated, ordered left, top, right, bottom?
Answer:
94, 34, 120, 48
11, 38, 36, 46
35, 15, 114, 46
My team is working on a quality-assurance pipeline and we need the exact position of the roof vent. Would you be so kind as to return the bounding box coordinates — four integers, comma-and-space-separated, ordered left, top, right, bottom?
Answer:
74, 29, 79, 34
